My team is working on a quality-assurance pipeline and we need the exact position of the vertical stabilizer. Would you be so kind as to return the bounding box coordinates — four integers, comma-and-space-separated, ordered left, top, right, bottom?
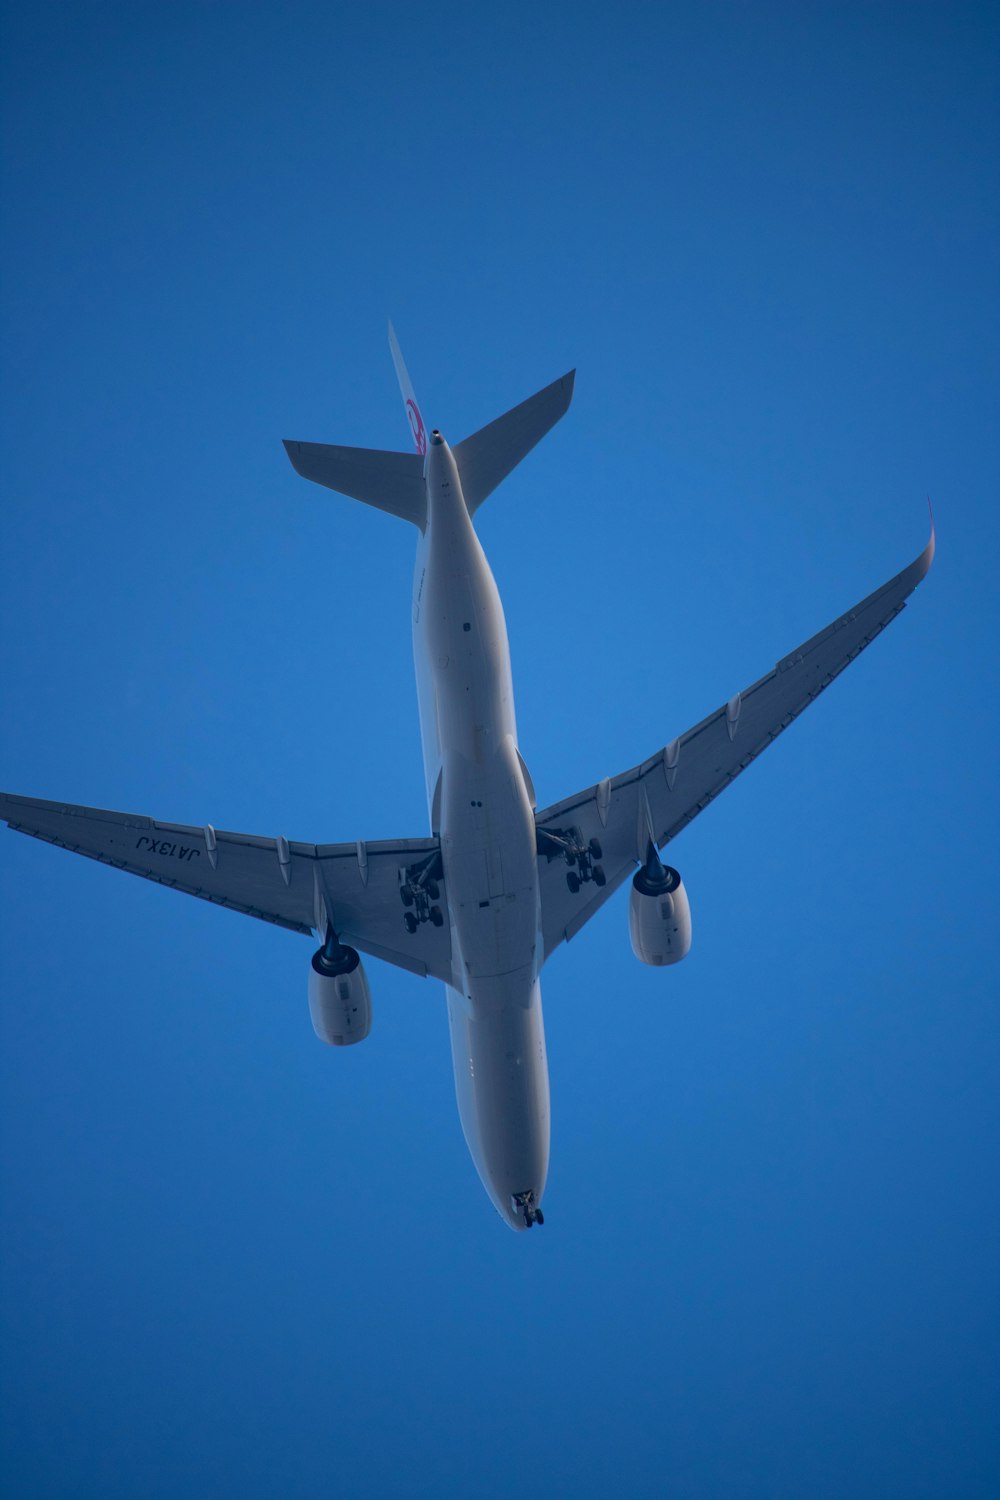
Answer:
388, 321, 428, 457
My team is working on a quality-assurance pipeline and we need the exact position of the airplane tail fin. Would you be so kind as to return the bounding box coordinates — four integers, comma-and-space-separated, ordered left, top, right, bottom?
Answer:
388, 320, 429, 457
453, 370, 575, 516
282, 323, 429, 528
277, 321, 431, 528
283, 331, 574, 529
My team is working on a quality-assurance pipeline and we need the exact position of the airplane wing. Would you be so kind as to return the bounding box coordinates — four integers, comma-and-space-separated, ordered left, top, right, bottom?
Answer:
535, 526, 935, 960
0, 794, 453, 983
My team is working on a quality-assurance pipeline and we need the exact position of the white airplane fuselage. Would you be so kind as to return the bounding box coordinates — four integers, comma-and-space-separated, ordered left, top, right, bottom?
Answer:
412, 432, 548, 1230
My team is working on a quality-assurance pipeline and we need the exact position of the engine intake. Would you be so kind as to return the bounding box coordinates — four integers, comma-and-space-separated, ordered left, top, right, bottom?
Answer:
308, 927, 372, 1046
629, 843, 692, 967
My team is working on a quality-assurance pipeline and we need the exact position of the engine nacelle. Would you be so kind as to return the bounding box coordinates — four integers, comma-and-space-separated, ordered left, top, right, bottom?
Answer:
628, 853, 692, 967
308, 942, 372, 1046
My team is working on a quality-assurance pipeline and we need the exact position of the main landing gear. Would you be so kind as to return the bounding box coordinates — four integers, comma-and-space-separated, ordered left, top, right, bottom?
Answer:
512, 1190, 544, 1228
537, 825, 606, 893
399, 849, 445, 933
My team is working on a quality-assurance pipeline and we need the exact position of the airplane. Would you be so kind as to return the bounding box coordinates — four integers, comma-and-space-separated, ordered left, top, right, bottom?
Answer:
0, 326, 934, 1232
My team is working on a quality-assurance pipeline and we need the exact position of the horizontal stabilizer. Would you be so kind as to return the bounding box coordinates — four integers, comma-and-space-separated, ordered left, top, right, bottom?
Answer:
283, 440, 426, 528
453, 370, 575, 516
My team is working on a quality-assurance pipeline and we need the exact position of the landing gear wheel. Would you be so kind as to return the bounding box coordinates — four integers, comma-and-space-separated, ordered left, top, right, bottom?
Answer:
427, 879, 440, 901
566, 871, 581, 894
535, 1210, 544, 1225
593, 865, 607, 887
589, 838, 603, 860
403, 912, 418, 934
430, 905, 444, 927
400, 886, 414, 907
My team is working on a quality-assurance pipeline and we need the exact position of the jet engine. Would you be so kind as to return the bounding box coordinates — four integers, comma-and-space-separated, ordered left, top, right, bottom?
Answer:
308, 927, 372, 1046
629, 843, 692, 967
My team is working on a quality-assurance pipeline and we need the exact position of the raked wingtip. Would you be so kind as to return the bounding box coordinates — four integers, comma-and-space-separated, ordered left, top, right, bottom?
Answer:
922, 497, 936, 575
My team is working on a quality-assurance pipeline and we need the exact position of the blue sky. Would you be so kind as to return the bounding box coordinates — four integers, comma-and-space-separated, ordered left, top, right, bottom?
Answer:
1, 3, 997, 1497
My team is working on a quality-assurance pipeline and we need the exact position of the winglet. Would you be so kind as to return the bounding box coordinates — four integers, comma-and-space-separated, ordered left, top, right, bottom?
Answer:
388, 320, 428, 457
911, 497, 936, 582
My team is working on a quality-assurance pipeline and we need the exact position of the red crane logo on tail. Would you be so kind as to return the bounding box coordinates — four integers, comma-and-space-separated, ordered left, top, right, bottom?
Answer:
406, 399, 427, 456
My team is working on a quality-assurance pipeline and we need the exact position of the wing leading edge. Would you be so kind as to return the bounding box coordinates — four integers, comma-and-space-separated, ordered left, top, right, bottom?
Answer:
535, 523, 935, 959
0, 794, 452, 983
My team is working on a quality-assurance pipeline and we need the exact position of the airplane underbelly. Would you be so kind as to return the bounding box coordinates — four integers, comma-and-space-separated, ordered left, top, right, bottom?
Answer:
441, 737, 539, 983
446, 979, 550, 1231
416, 460, 549, 1226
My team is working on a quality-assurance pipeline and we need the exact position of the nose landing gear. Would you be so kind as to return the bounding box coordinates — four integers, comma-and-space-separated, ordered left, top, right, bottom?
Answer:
512, 1190, 544, 1228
